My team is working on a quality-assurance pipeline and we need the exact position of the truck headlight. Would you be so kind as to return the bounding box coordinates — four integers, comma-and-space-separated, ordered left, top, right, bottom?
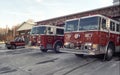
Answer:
64, 42, 75, 49
69, 43, 75, 49
92, 44, 99, 50
84, 43, 92, 50
38, 41, 41, 43
64, 42, 70, 48
85, 43, 92, 46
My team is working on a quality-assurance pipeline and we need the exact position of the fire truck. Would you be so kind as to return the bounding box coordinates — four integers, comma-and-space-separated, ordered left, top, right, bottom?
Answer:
30, 25, 64, 53
60, 14, 120, 61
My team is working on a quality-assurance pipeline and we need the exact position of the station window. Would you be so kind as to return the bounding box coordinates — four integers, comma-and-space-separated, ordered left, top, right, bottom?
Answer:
110, 21, 115, 31
56, 28, 64, 35
102, 18, 106, 30
116, 24, 120, 32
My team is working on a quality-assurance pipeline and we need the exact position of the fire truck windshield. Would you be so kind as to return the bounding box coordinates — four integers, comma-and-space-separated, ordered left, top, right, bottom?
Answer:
65, 19, 79, 32
79, 16, 99, 30
31, 26, 46, 34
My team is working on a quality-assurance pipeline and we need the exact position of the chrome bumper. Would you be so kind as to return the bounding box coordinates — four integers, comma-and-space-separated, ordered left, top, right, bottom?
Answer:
60, 48, 101, 55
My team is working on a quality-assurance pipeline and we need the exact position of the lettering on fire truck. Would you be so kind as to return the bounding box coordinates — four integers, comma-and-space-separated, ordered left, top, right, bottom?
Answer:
30, 25, 64, 53
60, 14, 120, 61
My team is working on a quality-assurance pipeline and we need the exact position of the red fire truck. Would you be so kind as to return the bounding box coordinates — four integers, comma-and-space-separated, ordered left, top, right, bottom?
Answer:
30, 25, 64, 53
60, 14, 120, 61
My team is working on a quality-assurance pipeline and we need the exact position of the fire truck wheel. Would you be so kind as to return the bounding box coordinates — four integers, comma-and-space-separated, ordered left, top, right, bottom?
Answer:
41, 49, 48, 52
75, 54, 84, 57
11, 45, 16, 49
105, 44, 114, 61
5, 45, 10, 49
54, 43, 61, 53
7, 47, 11, 49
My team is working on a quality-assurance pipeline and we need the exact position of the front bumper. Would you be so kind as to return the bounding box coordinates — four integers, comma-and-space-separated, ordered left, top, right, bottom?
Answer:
60, 48, 101, 55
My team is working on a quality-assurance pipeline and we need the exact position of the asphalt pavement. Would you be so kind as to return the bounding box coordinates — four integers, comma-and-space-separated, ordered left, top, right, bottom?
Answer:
0, 44, 119, 75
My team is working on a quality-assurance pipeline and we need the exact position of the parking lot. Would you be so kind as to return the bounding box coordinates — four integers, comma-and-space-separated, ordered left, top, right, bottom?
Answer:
0, 44, 119, 75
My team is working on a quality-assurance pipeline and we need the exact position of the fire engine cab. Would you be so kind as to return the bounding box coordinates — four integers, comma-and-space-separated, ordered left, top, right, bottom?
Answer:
30, 25, 64, 53
60, 14, 120, 61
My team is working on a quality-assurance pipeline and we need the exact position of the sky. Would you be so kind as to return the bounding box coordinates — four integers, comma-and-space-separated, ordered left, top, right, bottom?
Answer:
0, 0, 113, 28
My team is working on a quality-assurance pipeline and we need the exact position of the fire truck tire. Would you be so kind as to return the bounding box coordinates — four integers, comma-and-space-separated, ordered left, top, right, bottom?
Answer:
105, 44, 114, 61
54, 43, 62, 53
11, 45, 16, 49
75, 54, 84, 57
7, 47, 11, 49
41, 49, 48, 52
5, 44, 11, 49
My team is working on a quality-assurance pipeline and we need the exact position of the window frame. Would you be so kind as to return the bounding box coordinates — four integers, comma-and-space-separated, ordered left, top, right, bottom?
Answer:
101, 18, 107, 30
56, 28, 64, 35
116, 24, 120, 32
110, 21, 115, 31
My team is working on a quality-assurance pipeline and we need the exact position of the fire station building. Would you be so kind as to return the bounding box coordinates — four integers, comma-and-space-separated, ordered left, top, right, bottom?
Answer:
17, 19, 36, 44
17, 4, 120, 45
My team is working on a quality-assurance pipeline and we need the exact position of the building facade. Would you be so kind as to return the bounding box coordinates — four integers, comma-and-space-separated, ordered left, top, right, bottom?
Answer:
37, 5, 120, 26
17, 19, 36, 45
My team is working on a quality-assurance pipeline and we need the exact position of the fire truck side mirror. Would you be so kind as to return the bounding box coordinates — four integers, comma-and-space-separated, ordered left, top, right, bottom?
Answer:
49, 32, 53, 34
45, 27, 53, 34
44, 30, 47, 34
48, 27, 51, 30
29, 32, 31, 35
48, 27, 54, 34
